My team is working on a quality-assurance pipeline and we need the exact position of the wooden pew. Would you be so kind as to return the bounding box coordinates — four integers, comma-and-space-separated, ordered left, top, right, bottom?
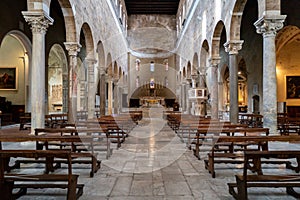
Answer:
0, 133, 101, 177
239, 113, 263, 128
194, 127, 269, 159
98, 115, 135, 148
0, 149, 84, 200
35, 128, 101, 177
203, 135, 300, 178
50, 113, 68, 128
228, 150, 300, 199
19, 112, 31, 130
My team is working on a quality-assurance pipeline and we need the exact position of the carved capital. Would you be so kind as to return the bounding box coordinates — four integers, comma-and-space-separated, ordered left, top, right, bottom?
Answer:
22, 11, 53, 34
64, 42, 81, 57
209, 57, 221, 67
224, 40, 244, 55
99, 68, 106, 76
86, 58, 97, 66
254, 15, 286, 37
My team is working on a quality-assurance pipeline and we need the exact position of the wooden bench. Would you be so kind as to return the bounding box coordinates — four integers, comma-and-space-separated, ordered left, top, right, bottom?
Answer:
0, 133, 101, 177
194, 127, 269, 159
239, 114, 263, 128
200, 133, 300, 178
35, 128, 101, 177
19, 112, 31, 130
204, 135, 300, 178
228, 150, 300, 199
98, 115, 136, 148
50, 113, 68, 128
0, 149, 84, 200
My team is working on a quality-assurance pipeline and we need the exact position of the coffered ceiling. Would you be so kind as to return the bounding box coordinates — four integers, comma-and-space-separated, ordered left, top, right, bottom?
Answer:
124, 0, 180, 15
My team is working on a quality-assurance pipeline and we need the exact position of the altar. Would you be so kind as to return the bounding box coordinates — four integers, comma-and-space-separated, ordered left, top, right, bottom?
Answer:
140, 96, 165, 107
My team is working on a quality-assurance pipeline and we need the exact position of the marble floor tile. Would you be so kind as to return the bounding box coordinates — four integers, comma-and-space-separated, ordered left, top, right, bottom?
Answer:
2, 109, 299, 199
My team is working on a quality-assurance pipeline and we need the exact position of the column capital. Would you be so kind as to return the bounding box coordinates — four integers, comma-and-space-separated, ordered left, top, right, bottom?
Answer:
224, 40, 244, 55
64, 42, 81, 57
209, 57, 221, 67
22, 11, 53, 34
254, 15, 286, 37
86, 58, 97, 65
99, 68, 106, 76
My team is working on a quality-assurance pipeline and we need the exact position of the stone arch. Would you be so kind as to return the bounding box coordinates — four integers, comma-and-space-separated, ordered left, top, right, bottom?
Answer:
106, 53, 113, 76
80, 23, 95, 60
0, 30, 32, 112
113, 62, 118, 79
276, 25, 300, 55
192, 53, 199, 74
97, 41, 105, 69
33, 0, 77, 42
47, 43, 68, 113
211, 20, 226, 57
118, 67, 122, 80
200, 40, 210, 73
182, 67, 186, 79
187, 61, 191, 79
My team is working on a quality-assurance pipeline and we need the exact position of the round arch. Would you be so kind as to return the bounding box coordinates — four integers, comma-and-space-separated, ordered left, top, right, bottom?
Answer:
47, 43, 68, 113
211, 20, 226, 57
192, 53, 199, 74
106, 53, 112, 76
80, 23, 95, 60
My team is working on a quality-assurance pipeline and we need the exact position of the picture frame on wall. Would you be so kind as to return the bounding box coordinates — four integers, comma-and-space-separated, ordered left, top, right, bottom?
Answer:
0, 67, 17, 90
286, 75, 300, 99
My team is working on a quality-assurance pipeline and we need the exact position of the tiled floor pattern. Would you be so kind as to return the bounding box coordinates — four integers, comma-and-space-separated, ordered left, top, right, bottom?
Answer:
1, 110, 300, 199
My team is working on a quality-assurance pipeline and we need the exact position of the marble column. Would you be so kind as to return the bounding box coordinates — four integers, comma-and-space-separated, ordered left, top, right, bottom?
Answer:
224, 40, 244, 123
64, 42, 81, 123
181, 82, 186, 112
209, 57, 221, 119
254, 15, 286, 134
22, 11, 53, 133
86, 59, 97, 119
107, 76, 113, 115
99, 70, 106, 116
113, 80, 119, 114
199, 72, 207, 116
185, 81, 191, 114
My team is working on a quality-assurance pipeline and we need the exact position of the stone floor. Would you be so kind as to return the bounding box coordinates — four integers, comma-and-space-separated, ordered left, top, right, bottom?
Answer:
1, 107, 300, 199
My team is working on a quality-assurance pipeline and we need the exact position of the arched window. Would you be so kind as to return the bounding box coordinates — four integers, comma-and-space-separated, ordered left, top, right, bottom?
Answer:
135, 59, 140, 71
150, 61, 155, 72
150, 78, 155, 88
164, 59, 169, 71
165, 77, 168, 87
136, 76, 140, 88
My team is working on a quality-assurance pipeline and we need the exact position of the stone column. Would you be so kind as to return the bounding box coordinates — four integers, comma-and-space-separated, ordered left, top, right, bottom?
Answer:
224, 40, 244, 123
86, 59, 97, 119
254, 15, 286, 134
209, 57, 221, 119
199, 71, 207, 116
185, 80, 191, 114
181, 82, 186, 112
218, 81, 224, 116
99, 69, 106, 116
107, 76, 113, 115
22, 11, 53, 133
64, 42, 81, 123
113, 80, 119, 114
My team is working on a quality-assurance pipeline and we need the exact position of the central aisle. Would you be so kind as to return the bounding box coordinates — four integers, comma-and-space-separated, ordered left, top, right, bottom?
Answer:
81, 106, 236, 200
104, 106, 187, 173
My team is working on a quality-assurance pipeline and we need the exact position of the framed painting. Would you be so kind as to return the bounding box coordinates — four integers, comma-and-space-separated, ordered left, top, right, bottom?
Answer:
286, 76, 300, 99
0, 67, 17, 90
